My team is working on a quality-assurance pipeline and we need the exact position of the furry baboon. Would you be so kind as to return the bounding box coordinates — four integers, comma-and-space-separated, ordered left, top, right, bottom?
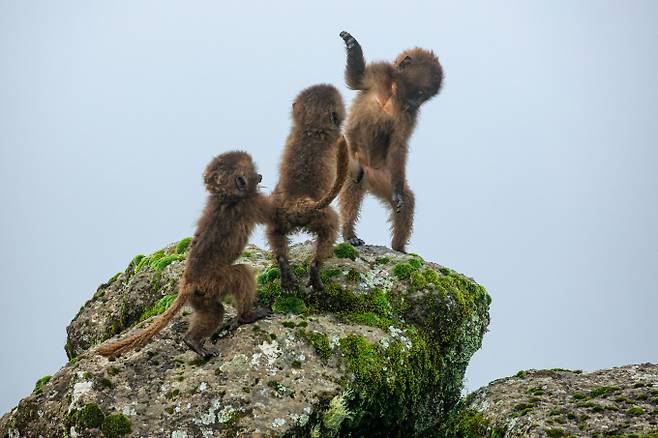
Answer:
267, 84, 348, 292
97, 152, 272, 359
338, 31, 444, 252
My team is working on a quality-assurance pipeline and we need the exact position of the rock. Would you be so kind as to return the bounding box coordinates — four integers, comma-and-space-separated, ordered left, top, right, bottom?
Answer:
0, 240, 491, 437
439, 364, 658, 437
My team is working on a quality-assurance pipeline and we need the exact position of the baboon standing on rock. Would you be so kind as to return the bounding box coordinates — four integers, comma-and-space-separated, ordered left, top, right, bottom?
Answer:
338, 31, 444, 252
97, 152, 272, 359
267, 84, 348, 292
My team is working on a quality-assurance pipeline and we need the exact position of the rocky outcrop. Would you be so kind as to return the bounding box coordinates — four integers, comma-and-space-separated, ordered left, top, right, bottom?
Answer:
0, 240, 491, 437
439, 364, 658, 438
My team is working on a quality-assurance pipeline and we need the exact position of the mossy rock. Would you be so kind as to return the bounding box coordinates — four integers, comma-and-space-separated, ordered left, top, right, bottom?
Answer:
2, 242, 490, 437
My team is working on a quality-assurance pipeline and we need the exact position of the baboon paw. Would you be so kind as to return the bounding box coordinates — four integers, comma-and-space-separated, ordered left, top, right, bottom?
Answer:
347, 237, 365, 246
239, 307, 272, 324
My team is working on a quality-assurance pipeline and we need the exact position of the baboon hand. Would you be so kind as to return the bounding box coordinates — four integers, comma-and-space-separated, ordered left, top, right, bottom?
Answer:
393, 190, 405, 213
340, 31, 357, 49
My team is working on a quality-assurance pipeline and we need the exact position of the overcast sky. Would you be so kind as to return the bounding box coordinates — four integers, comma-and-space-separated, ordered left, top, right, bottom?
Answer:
1, 1, 657, 414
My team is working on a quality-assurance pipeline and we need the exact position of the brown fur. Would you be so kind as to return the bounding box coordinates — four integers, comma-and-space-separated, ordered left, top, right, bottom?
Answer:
338, 31, 444, 252
267, 84, 348, 292
97, 152, 272, 359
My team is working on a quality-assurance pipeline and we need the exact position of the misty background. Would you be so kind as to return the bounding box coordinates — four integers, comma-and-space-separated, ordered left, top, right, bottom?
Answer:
1, 1, 657, 414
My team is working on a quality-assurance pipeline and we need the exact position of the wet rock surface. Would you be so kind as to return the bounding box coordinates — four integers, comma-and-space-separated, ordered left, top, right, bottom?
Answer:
1, 240, 491, 437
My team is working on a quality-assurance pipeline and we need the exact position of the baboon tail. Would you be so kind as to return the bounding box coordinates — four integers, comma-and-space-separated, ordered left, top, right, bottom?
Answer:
296, 136, 348, 214
96, 292, 188, 359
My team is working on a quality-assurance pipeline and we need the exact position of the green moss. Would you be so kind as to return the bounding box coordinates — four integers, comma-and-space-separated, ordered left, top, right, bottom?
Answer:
296, 330, 332, 360
392, 262, 416, 280
139, 294, 177, 321
572, 392, 588, 400
107, 367, 120, 376
437, 406, 505, 438
128, 254, 145, 272
346, 268, 361, 282
515, 370, 528, 378
290, 263, 309, 277
410, 271, 428, 289
374, 256, 390, 265
282, 321, 296, 329
408, 257, 423, 269
545, 428, 566, 437
626, 406, 644, 416
334, 332, 444, 435
33, 375, 52, 395
334, 242, 359, 260
316, 284, 392, 330
242, 250, 253, 258
175, 237, 193, 254
422, 268, 440, 285
101, 413, 132, 437
73, 403, 105, 429
152, 254, 182, 271
292, 360, 303, 369
272, 295, 308, 315
590, 386, 619, 398
511, 402, 535, 417
97, 377, 113, 389
257, 265, 280, 285
321, 267, 342, 282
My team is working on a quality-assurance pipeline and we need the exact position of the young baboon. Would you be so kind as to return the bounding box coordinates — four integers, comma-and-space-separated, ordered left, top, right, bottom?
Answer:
338, 31, 444, 252
97, 152, 272, 359
267, 84, 348, 292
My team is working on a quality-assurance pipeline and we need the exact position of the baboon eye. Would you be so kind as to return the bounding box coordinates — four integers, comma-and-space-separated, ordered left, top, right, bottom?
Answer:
235, 176, 247, 192
257, 174, 263, 183
330, 112, 338, 126
398, 56, 412, 69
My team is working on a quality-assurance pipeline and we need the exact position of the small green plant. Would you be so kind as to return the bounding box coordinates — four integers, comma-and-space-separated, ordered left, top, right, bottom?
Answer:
334, 243, 359, 260
175, 237, 193, 254
101, 413, 132, 437
33, 375, 52, 395
139, 294, 177, 322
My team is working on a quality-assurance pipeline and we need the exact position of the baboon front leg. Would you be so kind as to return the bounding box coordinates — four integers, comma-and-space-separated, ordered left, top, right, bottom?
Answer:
339, 177, 366, 246
184, 292, 224, 358
306, 208, 339, 291
389, 185, 415, 253
266, 222, 296, 292
228, 264, 272, 324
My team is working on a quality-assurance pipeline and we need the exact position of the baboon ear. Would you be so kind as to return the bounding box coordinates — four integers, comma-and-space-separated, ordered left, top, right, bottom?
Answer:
398, 56, 412, 69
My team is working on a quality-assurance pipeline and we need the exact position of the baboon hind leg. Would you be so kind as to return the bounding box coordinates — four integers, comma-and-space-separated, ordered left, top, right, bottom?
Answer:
227, 264, 271, 324
306, 208, 339, 292
389, 185, 415, 253
266, 222, 296, 293
339, 177, 366, 246
184, 292, 224, 358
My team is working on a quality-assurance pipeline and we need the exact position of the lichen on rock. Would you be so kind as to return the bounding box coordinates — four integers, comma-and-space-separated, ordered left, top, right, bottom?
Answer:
439, 364, 658, 438
0, 241, 491, 437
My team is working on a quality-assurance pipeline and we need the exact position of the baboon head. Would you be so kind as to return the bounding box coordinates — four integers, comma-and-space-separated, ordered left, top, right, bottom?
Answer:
393, 48, 444, 111
203, 151, 262, 199
291, 84, 346, 131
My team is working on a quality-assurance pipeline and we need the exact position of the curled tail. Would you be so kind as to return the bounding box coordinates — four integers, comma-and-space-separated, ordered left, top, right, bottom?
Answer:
294, 136, 348, 214
96, 292, 188, 359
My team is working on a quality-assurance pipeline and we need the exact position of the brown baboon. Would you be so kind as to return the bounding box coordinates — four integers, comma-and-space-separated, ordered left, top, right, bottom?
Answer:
338, 31, 444, 252
267, 84, 348, 292
97, 151, 272, 359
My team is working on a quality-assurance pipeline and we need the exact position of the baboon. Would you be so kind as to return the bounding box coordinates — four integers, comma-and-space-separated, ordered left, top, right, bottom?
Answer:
338, 31, 444, 252
97, 151, 272, 359
267, 84, 348, 292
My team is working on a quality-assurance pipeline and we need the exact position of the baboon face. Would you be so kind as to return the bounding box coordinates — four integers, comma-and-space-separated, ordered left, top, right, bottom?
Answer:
204, 152, 262, 198
292, 84, 345, 131
394, 48, 444, 111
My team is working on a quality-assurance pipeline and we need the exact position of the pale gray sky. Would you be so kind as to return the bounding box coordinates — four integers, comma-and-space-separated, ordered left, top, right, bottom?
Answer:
1, 1, 657, 414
